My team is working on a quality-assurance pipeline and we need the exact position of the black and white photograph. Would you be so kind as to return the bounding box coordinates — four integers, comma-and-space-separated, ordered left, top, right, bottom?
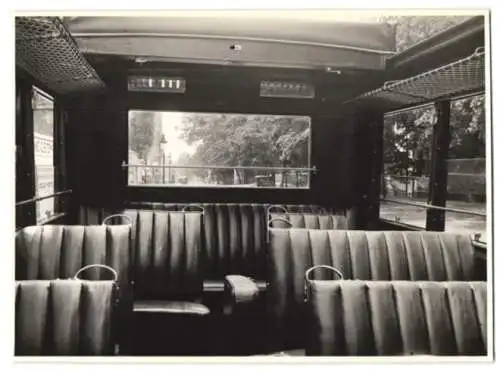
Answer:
8, 4, 495, 363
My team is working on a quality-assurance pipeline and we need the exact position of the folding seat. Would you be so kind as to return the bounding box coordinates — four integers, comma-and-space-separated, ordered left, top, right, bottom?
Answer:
15, 280, 118, 356
304, 279, 487, 356
113, 209, 210, 355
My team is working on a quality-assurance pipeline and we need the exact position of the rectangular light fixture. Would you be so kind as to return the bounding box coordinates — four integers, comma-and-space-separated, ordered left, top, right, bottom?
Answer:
128, 76, 186, 93
260, 80, 315, 99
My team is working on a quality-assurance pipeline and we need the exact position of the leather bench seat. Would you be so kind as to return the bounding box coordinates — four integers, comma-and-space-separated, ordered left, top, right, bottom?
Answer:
15, 224, 133, 352
95, 202, 354, 283
15, 280, 118, 356
261, 229, 477, 353
305, 280, 487, 356
123, 203, 346, 280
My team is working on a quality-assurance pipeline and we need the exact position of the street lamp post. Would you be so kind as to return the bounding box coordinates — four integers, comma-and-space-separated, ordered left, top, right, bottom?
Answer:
167, 153, 172, 183
160, 134, 167, 184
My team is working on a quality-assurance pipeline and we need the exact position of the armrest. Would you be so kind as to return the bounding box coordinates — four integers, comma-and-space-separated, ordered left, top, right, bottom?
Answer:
223, 275, 260, 315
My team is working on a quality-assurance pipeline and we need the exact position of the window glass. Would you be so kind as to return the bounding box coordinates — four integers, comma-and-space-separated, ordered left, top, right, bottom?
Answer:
128, 110, 311, 188
380, 105, 435, 227
446, 95, 486, 242
32, 87, 54, 223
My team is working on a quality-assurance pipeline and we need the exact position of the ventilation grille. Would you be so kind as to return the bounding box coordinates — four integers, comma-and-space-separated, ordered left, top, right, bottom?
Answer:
344, 47, 485, 110
16, 16, 105, 95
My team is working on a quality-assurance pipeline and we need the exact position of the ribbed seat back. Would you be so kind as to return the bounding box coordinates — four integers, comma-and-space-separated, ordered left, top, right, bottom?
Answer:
305, 280, 487, 356
85, 202, 356, 281
15, 280, 118, 356
119, 202, 340, 280
123, 210, 204, 301
15, 225, 132, 292
267, 229, 476, 349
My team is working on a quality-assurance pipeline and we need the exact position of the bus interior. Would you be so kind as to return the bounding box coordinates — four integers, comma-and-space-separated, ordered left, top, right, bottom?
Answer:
14, 13, 490, 357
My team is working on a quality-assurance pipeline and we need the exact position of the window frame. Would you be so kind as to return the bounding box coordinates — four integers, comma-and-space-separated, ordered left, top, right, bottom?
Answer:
32, 85, 57, 224
125, 109, 314, 190
15, 75, 70, 229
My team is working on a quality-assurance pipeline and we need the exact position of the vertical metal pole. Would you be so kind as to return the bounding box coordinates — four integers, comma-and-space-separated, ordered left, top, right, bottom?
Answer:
426, 100, 451, 231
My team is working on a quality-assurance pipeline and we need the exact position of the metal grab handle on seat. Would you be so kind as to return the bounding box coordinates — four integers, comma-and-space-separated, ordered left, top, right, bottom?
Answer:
474, 46, 485, 56
267, 217, 293, 229
181, 205, 205, 213
304, 265, 344, 303
305, 265, 344, 282
102, 214, 132, 226
74, 264, 118, 281
267, 205, 288, 215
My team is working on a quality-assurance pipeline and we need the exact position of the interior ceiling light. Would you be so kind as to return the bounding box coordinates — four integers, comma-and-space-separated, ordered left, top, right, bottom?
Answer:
134, 57, 149, 64
260, 80, 315, 99
128, 76, 186, 93
325, 67, 342, 74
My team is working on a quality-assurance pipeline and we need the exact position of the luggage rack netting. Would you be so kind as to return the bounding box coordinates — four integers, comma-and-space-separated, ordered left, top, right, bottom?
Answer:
344, 47, 485, 110
15, 16, 105, 94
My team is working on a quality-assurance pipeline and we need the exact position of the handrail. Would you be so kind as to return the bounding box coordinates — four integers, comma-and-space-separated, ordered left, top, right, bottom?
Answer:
123, 162, 318, 173
102, 214, 133, 226
380, 197, 486, 217
16, 189, 72, 207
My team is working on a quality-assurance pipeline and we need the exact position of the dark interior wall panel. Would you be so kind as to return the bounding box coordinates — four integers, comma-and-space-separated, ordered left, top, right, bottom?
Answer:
312, 113, 357, 208
350, 108, 382, 229
63, 71, 378, 209
66, 92, 128, 208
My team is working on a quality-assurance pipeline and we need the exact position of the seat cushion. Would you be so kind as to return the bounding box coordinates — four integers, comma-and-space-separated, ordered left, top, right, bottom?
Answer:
133, 300, 210, 316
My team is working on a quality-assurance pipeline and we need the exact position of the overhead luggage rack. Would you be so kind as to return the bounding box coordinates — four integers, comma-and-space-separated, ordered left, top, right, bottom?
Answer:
344, 47, 485, 111
16, 16, 105, 95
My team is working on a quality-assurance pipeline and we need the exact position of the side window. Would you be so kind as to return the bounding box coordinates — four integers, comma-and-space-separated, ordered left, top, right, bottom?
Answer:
32, 87, 55, 224
379, 94, 486, 242
380, 105, 435, 228
445, 95, 486, 242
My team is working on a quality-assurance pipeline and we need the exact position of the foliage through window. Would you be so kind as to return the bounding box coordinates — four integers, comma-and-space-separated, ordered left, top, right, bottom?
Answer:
380, 94, 486, 241
128, 110, 311, 188
378, 15, 473, 52
380, 105, 435, 228
32, 87, 55, 223
445, 95, 486, 242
